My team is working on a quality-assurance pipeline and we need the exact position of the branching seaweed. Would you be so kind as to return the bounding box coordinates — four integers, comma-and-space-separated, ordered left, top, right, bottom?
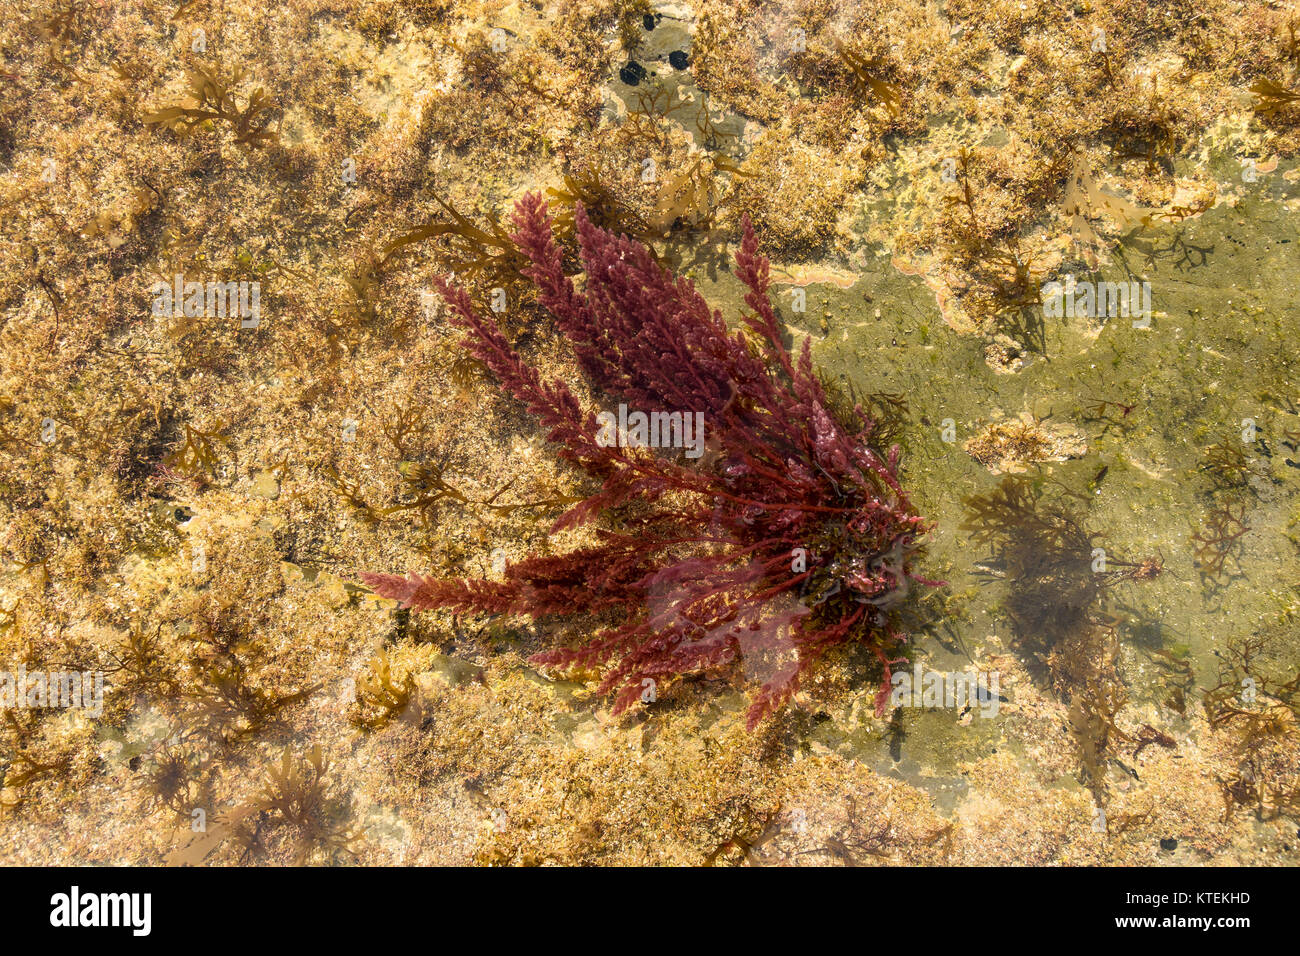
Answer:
386, 459, 469, 529
363, 195, 935, 727
349, 650, 419, 730
1251, 77, 1300, 117
834, 42, 902, 119
161, 422, 229, 486
144, 63, 278, 148
181, 621, 320, 744
104, 622, 181, 698
962, 473, 1160, 796
343, 195, 534, 325
320, 465, 385, 525
0, 713, 71, 804
169, 744, 362, 865
943, 149, 1045, 348
238, 745, 363, 864
1191, 500, 1250, 583
547, 165, 658, 248
1198, 433, 1266, 495
380, 400, 431, 461
139, 733, 212, 818
1059, 149, 1155, 249
1204, 631, 1299, 733
30, 0, 89, 77
620, 83, 693, 154
701, 799, 784, 866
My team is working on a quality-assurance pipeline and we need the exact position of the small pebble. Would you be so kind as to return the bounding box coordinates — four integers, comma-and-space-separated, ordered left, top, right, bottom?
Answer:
252, 469, 281, 500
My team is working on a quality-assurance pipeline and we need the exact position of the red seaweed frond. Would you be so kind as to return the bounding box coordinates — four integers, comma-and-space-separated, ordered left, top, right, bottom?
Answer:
365, 194, 934, 727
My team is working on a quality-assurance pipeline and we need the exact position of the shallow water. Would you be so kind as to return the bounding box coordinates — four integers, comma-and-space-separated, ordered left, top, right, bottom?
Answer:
687, 154, 1300, 808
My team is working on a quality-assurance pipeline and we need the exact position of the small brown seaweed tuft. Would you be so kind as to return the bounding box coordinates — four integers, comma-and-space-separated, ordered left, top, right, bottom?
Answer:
348, 650, 419, 730
144, 62, 279, 148
1251, 77, 1300, 117
943, 149, 1046, 349
834, 41, 903, 119
238, 745, 364, 864
160, 421, 230, 488
1191, 500, 1251, 583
